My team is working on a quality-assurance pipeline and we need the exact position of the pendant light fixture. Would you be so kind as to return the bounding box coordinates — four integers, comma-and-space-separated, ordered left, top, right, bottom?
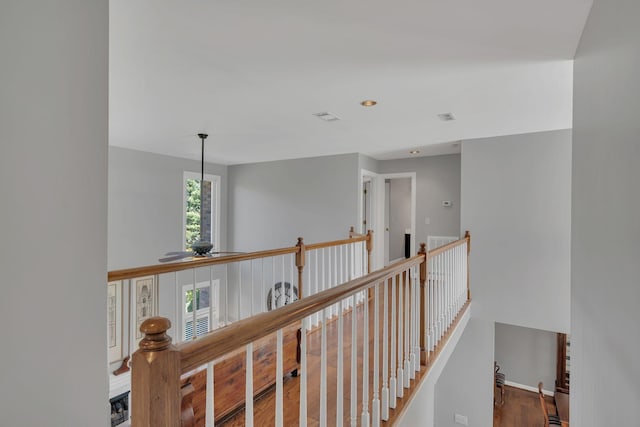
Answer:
191, 133, 213, 255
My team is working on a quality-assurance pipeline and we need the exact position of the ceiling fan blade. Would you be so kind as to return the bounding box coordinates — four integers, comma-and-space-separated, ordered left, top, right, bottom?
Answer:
164, 251, 193, 256
158, 254, 192, 263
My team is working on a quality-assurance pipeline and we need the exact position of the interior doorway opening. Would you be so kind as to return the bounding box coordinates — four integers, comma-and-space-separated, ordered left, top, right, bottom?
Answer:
360, 170, 416, 269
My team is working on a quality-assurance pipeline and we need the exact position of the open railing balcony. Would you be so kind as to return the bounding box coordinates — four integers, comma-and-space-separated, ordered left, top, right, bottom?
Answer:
122, 232, 471, 427
108, 228, 372, 423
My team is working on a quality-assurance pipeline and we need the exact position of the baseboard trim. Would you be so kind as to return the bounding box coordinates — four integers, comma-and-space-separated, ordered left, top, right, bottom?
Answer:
504, 380, 554, 397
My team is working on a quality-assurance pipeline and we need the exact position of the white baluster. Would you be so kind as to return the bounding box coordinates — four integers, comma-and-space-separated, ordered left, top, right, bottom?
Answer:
281, 255, 286, 307
381, 278, 390, 421
389, 275, 397, 408
250, 260, 254, 316
290, 254, 294, 303
459, 245, 463, 310
245, 342, 254, 427
300, 317, 308, 427
314, 250, 319, 326
275, 329, 283, 427
372, 283, 381, 427
404, 269, 411, 388
428, 258, 434, 352
210, 266, 215, 332
450, 248, 455, 318
432, 256, 438, 346
174, 273, 180, 340
225, 264, 229, 325
261, 259, 266, 313
446, 252, 450, 332
271, 258, 276, 312
206, 361, 215, 427
457, 246, 461, 309
192, 268, 197, 340
397, 272, 404, 397
361, 285, 370, 427
332, 247, 337, 316
413, 267, 420, 373
438, 254, 444, 341
320, 309, 327, 427
336, 300, 344, 427
350, 294, 358, 427
238, 261, 242, 321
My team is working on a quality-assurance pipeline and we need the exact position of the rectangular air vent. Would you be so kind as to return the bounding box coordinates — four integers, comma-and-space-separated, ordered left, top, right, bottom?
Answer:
313, 112, 340, 122
438, 112, 456, 121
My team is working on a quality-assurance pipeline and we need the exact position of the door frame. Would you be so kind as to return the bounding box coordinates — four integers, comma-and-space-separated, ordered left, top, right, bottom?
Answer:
359, 169, 417, 270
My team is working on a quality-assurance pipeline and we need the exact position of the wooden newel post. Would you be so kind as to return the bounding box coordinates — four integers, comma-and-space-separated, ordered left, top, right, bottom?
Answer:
464, 230, 471, 300
418, 243, 428, 365
131, 317, 182, 427
296, 237, 305, 298
366, 230, 374, 274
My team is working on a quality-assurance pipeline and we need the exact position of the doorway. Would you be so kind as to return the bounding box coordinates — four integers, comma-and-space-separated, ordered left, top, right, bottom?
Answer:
359, 170, 416, 269
384, 177, 412, 265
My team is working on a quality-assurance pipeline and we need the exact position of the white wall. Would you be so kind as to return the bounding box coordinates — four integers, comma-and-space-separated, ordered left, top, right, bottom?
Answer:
0, 1, 109, 425
572, 2, 640, 425
494, 323, 557, 392
434, 317, 495, 427
461, 130, 572, 333
358, 153, 380, 175
108, 146, 228, 270
380, 154, 461, 243
228, 153, 360, 251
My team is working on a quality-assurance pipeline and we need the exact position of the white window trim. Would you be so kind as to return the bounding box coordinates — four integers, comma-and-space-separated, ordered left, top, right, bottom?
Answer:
181, 279, 220, 342
183, 171, 221, 252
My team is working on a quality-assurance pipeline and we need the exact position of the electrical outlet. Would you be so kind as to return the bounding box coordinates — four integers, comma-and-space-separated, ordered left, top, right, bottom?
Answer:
454, 414, 468, 425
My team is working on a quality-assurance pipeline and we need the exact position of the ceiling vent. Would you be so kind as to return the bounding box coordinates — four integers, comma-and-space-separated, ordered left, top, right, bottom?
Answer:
313, 112, 341, 122
437, 112, 456, 121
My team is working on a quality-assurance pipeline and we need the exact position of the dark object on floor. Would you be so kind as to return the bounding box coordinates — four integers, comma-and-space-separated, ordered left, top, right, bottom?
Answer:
494, 361, 506, 406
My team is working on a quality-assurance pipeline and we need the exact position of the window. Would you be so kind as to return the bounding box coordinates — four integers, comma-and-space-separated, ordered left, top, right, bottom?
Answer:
183, 171, 220, 251
182, 280, 219, 341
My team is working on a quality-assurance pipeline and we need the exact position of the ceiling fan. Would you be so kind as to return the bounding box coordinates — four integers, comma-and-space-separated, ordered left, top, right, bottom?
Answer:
159, 133, 243, 263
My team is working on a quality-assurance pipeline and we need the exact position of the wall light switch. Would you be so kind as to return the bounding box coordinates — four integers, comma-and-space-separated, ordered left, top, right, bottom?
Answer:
454, 414, 468, 425
425, 217, 430, 225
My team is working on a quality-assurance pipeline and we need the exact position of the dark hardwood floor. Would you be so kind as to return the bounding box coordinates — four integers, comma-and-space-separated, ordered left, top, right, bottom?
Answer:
494, 386, 556, 427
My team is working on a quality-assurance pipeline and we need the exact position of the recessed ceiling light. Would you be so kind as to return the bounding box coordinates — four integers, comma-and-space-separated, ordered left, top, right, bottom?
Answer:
361, 100, 377, 107
438, 112, 456, 121
313, 112, 340, 122
409, 150, 420, 155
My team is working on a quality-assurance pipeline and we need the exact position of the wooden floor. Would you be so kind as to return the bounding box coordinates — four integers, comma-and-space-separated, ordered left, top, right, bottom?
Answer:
493, 386, 556, 427
217, 292, 469, 427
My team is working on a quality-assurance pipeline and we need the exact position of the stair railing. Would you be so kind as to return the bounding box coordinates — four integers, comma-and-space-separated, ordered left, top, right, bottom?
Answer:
129, 232, 471, 426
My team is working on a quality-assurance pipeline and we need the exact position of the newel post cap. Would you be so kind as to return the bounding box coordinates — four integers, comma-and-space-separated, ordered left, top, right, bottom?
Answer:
139, 316, 173, 352
419, 242, 427, 254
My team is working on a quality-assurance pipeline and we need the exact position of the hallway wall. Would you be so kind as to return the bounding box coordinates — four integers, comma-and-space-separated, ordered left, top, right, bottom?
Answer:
572, 1, 640, 424
461, 129, 572, 333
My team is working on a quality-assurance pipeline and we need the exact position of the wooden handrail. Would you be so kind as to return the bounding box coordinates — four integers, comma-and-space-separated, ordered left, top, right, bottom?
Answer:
130, 232, 471, 427
426, 233, 470, 258
108, 229, 370, 282
304, 234, 367, 251
178, 254, 423, 374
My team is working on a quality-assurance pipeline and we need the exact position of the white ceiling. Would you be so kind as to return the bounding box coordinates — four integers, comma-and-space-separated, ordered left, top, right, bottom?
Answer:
109, 0, 592, 165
